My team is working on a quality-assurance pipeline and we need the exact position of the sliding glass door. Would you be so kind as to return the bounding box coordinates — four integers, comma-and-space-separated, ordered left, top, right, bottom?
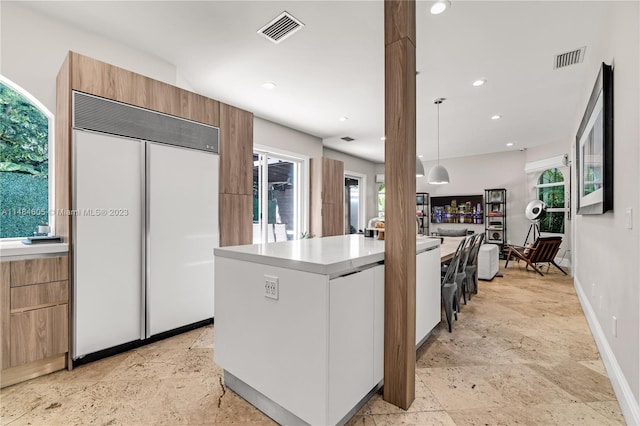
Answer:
253, 151, 302, 244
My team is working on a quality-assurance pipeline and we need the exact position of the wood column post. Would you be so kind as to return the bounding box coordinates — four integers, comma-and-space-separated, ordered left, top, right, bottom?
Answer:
383, 0, 417, 409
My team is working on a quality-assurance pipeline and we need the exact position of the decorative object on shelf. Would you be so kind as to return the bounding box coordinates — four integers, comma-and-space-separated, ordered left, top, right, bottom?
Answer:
416, 156, 425, 178
430, 195, 483, 224
427, 98, 450, 185
300, 231, 315, 239
36, 221, 50, 235
576, 62, 613, 215
484, 188, 507, 258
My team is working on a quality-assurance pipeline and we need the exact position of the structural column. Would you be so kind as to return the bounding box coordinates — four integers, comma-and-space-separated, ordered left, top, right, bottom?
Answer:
383, 0, 417, 409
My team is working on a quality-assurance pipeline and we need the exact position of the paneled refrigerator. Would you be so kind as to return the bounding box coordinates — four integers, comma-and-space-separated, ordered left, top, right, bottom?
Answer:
72, 92, 219, 360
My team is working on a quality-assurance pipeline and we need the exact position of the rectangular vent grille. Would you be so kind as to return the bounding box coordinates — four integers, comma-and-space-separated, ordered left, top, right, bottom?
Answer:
73, 92, 218, 153
554, 46, 586, 69
341, 136, 355, 142
258, 11, 304, 44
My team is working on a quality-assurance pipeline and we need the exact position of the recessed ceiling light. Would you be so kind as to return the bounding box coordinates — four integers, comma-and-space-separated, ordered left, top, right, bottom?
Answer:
380, 136, 386, 141
491, 114, 502, 120
261, 81, 277, 89
339, 116, 349, 122
506, 142, 514, 147
418, 155, 424, 158
472, 79, 486, 87
430, 0, 451, 15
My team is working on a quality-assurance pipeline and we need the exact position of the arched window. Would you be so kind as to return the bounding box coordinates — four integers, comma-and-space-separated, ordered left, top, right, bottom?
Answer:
537, 168, 566, 234
0, 76, 53, 238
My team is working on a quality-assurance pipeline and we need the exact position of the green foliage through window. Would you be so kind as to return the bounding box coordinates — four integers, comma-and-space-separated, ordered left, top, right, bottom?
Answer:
0, 81, 50, 238
537, 168, 565, 234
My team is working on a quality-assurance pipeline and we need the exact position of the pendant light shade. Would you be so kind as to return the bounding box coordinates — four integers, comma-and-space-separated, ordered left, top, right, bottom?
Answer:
428, 98, 450, 185
416, 156, 425, 177
427, 164, 449, 184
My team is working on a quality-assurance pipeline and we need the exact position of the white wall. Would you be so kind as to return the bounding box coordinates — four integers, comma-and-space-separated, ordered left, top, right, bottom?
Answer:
572, 1, 639, 420
417, 151, 529, 246
254, 117, 322, 159
323, 148, 380, 231
0, 2, 177, 113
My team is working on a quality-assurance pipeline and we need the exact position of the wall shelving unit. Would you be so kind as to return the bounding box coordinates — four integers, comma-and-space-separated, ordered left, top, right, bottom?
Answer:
485, 188, 507, 257
416, 192, 430, 235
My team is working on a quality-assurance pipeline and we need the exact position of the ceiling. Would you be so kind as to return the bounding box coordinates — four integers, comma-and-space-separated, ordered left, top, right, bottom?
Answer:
19, 1, 611, 163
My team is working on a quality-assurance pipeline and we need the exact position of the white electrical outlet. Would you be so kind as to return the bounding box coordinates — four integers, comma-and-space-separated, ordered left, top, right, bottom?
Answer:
264, 275, 279, 300
626, 207, 633, 229
612, 316, 617, 337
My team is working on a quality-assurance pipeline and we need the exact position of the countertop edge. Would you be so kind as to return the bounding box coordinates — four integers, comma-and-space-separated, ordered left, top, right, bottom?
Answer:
0, 241, 69, 259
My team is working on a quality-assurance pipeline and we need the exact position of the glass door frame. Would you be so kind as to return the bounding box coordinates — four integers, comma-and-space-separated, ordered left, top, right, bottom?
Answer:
253, 145, 307, 244
345, 170, 367, 234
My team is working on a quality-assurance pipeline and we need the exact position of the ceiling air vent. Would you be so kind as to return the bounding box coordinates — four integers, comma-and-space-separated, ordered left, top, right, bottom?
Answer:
341, 136, 355, 142
258, 11, 304, 44
554, 46, 586, 69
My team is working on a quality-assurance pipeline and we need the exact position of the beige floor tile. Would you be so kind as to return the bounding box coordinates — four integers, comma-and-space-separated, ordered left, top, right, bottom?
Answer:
525, 361, 616, 402
369, 410, 457, 426
214, 389, 277, 424
585, 401, 626, 424
346, 414, 377, 426
362, 375, 442, 415
192, 324, 215, 349
578, 359, 609, 377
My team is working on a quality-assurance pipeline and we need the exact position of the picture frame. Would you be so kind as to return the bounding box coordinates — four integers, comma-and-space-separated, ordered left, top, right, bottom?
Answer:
575, 62, 613, 215
430, 195, 483, 224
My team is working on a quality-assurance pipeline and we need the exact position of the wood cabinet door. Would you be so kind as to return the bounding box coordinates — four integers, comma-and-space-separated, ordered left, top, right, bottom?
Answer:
322, 203, 344, 237
10, 304, 68, 367
324, 158, 344, 206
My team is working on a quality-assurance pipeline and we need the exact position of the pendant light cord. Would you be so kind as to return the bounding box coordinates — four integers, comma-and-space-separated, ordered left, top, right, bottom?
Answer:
436, 102, 440, 165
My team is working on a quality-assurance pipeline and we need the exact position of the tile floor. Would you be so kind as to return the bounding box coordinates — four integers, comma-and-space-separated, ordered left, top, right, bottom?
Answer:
0, 263, 625, 425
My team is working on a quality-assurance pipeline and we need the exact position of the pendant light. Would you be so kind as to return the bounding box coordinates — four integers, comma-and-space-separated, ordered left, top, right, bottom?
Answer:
416, 156, 425, 177
427, 98, 450, 185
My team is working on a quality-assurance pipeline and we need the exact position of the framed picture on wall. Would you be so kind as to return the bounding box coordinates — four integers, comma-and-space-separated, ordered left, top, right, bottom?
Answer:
575, 62, 613, 215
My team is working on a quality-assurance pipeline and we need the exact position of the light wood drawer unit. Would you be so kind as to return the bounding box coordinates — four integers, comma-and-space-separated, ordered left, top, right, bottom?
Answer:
1, 261, 10, 370
10, 281, 69, 312
10, 304, 68, 367
1, 255, 69, 388
10, 256, 68, 287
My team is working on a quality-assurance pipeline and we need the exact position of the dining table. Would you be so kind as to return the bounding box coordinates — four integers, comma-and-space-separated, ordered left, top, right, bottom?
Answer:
437, 236, 467, 262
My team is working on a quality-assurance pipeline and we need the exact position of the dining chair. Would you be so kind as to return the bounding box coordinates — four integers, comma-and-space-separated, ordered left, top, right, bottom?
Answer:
465, 233, 485, 297
455, 234, 477, 306
441, 237, 466, 332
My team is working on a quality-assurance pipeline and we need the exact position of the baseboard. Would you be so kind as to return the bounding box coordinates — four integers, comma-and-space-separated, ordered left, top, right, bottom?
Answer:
574, 277, 640, 425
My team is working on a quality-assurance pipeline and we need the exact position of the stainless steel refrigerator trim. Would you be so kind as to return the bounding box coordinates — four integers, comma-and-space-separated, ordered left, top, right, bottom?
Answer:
145, 141, 151, 338
141, 141, 148, 340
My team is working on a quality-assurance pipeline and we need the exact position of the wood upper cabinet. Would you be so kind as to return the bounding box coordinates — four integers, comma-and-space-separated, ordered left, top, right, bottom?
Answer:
219, 103, 253, 196
310, 157, 345, 237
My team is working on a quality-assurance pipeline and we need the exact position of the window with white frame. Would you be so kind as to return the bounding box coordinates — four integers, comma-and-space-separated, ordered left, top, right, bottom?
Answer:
0, 77, 54, 238
537, 168, 566, 234
252, 150, 303, 243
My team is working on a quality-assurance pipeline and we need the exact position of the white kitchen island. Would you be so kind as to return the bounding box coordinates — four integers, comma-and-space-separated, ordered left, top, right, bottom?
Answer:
214, 235, 440, 426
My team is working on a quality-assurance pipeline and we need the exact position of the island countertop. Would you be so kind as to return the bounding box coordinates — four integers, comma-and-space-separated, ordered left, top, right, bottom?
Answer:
214, 234, 439, 276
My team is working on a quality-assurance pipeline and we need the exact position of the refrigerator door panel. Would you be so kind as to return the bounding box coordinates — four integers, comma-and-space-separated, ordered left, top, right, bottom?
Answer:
148, 143, 219, 336
73, 130, 144, 359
